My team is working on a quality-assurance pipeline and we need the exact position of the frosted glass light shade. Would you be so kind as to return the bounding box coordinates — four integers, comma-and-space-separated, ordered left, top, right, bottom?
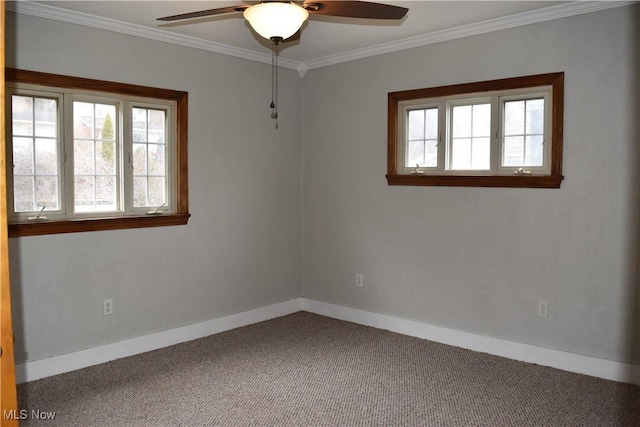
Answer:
243, 2, 309, 40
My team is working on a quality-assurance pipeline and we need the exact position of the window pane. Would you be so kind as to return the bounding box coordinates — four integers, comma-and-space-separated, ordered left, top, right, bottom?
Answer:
74, 176, 95, 212
148, 109, 166, 143
133, 177, 166, 208
451, 138, 471, 170
148, 177, 166, 206
471, 137, 490, 170
148, 144, 165, 175
98, 113, 116, 174
13, 137, 34, 175
13, 176, 34, 212
504, 100, 524, 136
408, 110, 425, 140
472, 104, 491, 137
132, 107, 147, 142
74, 102, 95, 139
35, 138, 58, 175
133, 176, 147, 208
97, 141, 116, 175
423, 140, 437, 167
525, 135, 544, 167
407, 140, 425, 166
503, 136, 524, 166
527, 99, 545, 134
74, 139, 95, 175
425, 108, 438, 139
34, 98, 57, 137
96, 176, 117, 210
35, 176, 59, 210
133, 143, 147, 175
452, 105, 471, 138
12, 96, 33, 135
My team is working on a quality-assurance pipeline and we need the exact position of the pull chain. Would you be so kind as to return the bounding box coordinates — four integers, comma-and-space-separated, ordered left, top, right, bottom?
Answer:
270, 44, 276, 111
270, 37, 282, 128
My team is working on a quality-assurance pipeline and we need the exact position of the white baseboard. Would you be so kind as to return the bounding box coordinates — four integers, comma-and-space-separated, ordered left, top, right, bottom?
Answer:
17, 297, 640, 386
15, 298, 303, 384
302, 298, 640, 386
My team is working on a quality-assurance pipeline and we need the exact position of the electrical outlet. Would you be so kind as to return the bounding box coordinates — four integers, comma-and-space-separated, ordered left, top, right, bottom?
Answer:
103, 299, 113, 316
537, 300, 548, 318
356, 274, 363, 288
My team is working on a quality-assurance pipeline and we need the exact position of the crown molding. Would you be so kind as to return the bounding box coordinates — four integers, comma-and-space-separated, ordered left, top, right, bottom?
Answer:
7, 1, 635, 75
303, 1, 636, 71
5, 1, 301, 71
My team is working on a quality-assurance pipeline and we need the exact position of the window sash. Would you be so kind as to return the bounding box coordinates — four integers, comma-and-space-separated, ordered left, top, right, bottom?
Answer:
395, 83, 557, 179
497, 92, 552, 175
400, 102, 442, 174
70, 96, 122, 217
7, 88, 66, 222
446, 97, 493, 172
127, 102, 175, 215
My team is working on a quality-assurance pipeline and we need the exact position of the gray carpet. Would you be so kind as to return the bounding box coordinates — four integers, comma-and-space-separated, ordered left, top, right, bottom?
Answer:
17, 312, 640, 426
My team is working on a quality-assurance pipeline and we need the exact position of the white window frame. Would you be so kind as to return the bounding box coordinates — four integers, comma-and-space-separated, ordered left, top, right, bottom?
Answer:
7, 84, 177, 222
397, 89, 552, 176
5, 69, 189, 237
387, 73, 564, 189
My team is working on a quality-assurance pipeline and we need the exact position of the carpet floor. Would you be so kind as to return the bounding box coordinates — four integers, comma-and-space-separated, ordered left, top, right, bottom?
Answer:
17, 311, 640, 426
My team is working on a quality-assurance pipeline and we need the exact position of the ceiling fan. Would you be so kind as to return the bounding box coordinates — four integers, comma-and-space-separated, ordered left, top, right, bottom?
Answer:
157, 1, 409, 43
158, 1, 408, 125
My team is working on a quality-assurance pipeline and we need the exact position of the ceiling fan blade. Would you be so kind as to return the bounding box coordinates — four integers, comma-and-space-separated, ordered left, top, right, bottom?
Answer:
304, 1, 408, 20
157, 5, 248, 22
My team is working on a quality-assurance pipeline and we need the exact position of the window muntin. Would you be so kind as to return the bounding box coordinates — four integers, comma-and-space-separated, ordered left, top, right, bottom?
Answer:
387, 73, 564, 188
5, 68, 189, 237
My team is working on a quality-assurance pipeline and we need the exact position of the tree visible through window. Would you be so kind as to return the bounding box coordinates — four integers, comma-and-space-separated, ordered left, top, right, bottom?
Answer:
73, 101, 118, 213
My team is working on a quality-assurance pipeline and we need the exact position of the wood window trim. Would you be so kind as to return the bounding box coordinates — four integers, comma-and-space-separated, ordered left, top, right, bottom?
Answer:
387, 72, 564, 188
5, 68, 190, 237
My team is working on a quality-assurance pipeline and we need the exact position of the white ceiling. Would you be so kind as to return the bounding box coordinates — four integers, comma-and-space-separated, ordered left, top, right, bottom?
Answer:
8, 1, 630, 71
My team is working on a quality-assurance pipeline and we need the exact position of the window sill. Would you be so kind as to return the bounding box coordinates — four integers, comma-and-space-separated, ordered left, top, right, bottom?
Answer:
386, 174, 563, 188
8, 213, 191, 238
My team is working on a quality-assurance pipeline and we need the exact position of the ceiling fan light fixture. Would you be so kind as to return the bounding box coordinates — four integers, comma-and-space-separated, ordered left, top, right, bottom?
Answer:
243, 2, 309, 41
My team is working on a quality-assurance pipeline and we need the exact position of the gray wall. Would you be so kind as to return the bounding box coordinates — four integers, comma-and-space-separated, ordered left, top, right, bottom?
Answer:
7, 4, 640, 368
302, 5, 640, 365
6, 13, 302, 364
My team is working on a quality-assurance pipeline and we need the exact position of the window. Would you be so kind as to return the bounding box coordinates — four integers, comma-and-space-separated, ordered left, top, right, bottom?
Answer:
387, 73, 564, 188
5, 69, 189, 237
